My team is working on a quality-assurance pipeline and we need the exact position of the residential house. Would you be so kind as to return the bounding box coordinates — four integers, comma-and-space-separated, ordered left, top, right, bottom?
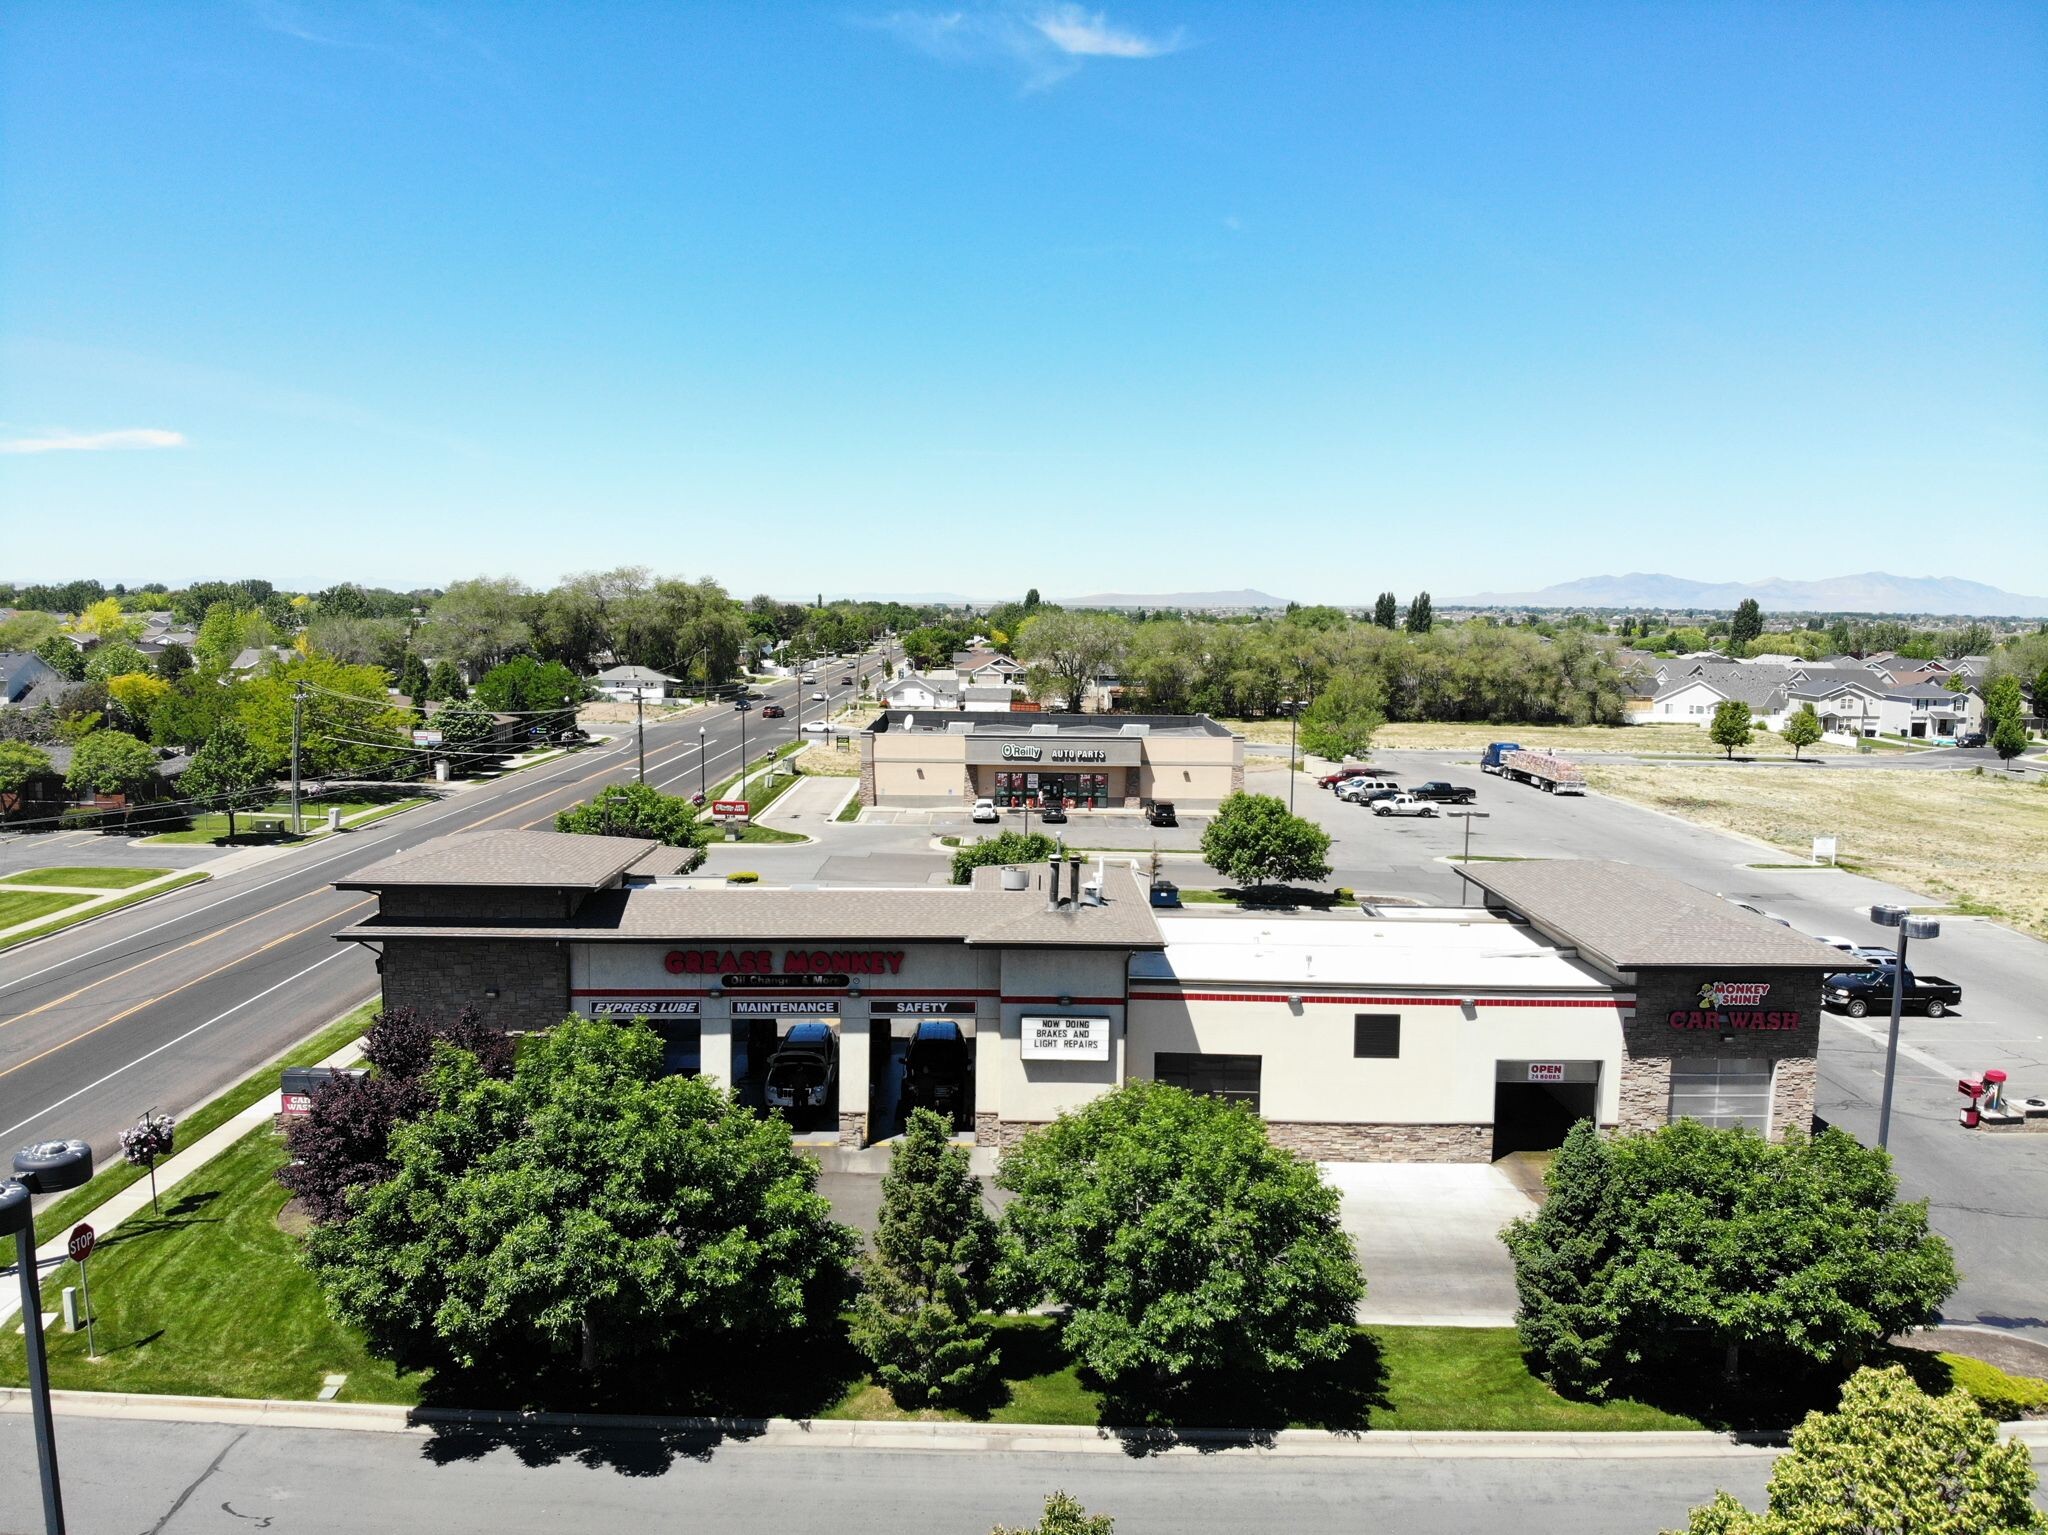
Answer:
950, 650, 1028, 685
878, 670, 1020, 712
0, 651, 66, 710
229, 645, 297, 676
1644, 662, 1873, 731
591, 665, 682, 703
1875, 681, 1983, 741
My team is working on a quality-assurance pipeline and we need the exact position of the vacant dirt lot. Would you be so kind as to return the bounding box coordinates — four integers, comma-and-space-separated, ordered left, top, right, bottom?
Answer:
1373, 722, 1842, 757
1588, 763, 2048, 940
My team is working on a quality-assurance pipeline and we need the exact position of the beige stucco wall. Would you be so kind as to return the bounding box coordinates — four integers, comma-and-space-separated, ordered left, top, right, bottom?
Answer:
1127, 993, 1626, 1125
865, 725, 1244, 810
865, 731, 970, 807
1135, 731, 1241, 808
988, 947, 1128, 1126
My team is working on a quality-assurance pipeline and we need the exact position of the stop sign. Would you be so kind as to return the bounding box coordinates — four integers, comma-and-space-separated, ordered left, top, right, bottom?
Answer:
67, 1223, 95, 1264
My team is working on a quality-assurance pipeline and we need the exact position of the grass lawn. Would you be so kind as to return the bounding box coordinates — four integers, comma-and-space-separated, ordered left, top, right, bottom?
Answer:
0, 865, 165, 889
0, 871, 211, 953
142, 795, 429, 846
1, 1124, 419, 1404
1588, 762, 2048, 941
835, 795, 862, 822
717, 823, 808, 845
0, 889, 91, 928
30, 998, 380, 1246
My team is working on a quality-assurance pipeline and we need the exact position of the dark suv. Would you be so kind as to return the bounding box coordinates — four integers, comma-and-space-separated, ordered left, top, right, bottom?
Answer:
1145, 801, 1177, 827
902, 1021, 972, 1129
764, 1024, 838, 1128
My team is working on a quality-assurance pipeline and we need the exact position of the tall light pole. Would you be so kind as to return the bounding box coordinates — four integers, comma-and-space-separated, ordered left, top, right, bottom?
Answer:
1870, 904, 1940, 1149
1284, 701, 1303, 813
634, 691, 646, 783
4, 1137, 96, 1535
1447, 809, 1491, 904
697, 726, 707, 803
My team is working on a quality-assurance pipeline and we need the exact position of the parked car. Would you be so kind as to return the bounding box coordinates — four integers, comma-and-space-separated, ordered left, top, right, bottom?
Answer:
1824, 966, 1963, 1018
1039, 800, 1068, 824
1145, 801, 1177, 827
764, 1023, 838, 1126
1371, 793, 1437, 817
760, 704, 786, 719
1334, 777, 1387, 802
1958, 731, 1987, 749
838, 675, 854, 685
801, 720, 834, 733
1317, 764, 1394, 790
1349, 786, 1403, 807
1406, 781, 1477, 805
902, 1021, 972, 1128
971, 798, 1000, 823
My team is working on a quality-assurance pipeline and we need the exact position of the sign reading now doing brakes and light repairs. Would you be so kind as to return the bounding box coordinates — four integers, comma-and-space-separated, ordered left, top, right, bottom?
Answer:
1668, 979, 1803, 1032
1020, 1015, 1111, 1061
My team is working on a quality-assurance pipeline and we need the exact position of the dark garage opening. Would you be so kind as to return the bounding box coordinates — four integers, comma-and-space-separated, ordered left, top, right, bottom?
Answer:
1491, 1060, 1601, 1160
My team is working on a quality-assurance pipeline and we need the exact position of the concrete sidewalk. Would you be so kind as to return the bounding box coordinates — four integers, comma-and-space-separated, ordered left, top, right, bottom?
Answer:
757, 773, 857, 831
1323, 1162, 1535, 1327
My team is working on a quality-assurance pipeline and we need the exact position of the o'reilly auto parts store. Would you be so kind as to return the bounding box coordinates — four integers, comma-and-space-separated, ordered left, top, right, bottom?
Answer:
339, 833, 1844, 1158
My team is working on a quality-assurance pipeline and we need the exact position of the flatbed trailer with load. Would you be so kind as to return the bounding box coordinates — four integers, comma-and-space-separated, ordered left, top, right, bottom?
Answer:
1485, 745, 1585, 795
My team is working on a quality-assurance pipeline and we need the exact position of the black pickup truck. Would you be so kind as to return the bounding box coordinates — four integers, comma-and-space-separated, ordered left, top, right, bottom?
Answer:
1406, 781, 1477, 806
1823, 966, 1963, 1019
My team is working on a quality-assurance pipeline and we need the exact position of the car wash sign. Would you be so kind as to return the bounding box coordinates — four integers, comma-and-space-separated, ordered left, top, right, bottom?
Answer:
1668, 979, 1803, 1032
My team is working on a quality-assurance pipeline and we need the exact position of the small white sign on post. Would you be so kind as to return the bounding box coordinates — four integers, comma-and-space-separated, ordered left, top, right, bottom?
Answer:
1020, 1015, 1111, 1061
1812, 835, 1838, 866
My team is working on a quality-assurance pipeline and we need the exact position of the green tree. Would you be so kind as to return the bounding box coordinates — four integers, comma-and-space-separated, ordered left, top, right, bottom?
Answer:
425, 658, 467, 702
1199, 792, 1332, 890
1372, 592, 1398, 629
995, 1081, 1363, 1416
154, 641, 194, 681
238, 655, 413, 779
149, 676, 238, 751
950, 830, 1058, 886
992, 1493, 1116, 1535
1991, 713, 2029, 765
180, 720, 272, 839
1503, 1122, 1957, 1407
431, 696, 501, 775
1669, 1365, 2046, 1534
1296, 672, 1387, 762
193, 601, 253, 673
1402, 591, 1433, 634
63, 729, 160, 799
1780, 705, 1823, 760
475, 655, 584, 724
1015, 610, 1129, 713
555, 782, 710, 863
304, 1020, 856, 1389
83, 640, 149, 683
850, 1108, 999, 1410
31, 634, 85, 681
416, 576, 533, 675
1710, 699, 1754, 758
397, 651, 431, 707
1729, 598, 1764, 651
0, 741, 56, 818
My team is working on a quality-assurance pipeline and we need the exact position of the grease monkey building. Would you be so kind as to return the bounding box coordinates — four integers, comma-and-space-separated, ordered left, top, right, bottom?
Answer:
339, 833, 1842, 1158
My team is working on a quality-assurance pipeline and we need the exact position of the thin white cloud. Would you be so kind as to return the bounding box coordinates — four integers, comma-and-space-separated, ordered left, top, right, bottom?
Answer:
0, 428, 187, 455
863, 3, 1182, 86
1031, 5, 1179, 57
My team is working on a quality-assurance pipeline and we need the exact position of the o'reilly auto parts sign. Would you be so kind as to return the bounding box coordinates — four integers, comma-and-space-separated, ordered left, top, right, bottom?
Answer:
1021, 1015, 1110, 1060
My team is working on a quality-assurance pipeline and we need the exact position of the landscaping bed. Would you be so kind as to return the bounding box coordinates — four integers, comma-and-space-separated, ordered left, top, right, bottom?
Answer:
0, 870, 211, 953
1, 865, 165, 889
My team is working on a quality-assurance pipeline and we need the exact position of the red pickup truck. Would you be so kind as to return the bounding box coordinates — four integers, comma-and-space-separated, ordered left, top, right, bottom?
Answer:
1317, 764, 1395, 790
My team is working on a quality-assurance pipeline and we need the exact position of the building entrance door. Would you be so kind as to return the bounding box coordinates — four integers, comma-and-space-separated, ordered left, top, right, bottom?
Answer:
1491, 1060, 1600, 1160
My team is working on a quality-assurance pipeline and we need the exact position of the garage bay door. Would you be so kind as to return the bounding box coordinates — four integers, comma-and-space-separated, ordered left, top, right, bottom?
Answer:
1668, 1057, 1771, 1133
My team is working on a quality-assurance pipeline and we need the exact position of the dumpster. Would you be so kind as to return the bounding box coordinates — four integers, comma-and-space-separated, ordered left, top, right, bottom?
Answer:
1149, 880, 1181, 909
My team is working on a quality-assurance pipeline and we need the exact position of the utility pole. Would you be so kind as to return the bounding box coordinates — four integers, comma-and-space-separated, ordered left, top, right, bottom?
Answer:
697, 726, 707, 802
290, 680, 305, 834
635, 691, 645, 783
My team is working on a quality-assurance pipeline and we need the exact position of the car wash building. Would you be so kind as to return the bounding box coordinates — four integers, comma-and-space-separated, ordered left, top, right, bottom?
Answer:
859, 711, 1244, 812
338, 832, 1839, 1157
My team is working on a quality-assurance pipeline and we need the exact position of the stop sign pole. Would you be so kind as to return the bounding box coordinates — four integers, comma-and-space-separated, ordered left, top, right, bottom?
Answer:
67, 1225, 96, 1360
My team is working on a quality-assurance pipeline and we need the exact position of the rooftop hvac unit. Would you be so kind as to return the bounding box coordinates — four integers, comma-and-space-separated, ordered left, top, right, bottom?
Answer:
1119, 722, 1150, 735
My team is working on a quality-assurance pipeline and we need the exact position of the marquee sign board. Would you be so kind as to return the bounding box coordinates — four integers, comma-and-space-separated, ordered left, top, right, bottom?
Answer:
1020, 1015, 1111, 1061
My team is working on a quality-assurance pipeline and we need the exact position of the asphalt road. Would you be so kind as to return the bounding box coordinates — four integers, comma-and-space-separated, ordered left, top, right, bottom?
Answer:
1, 1414, 1807, 1535
0, 650, 895, 1172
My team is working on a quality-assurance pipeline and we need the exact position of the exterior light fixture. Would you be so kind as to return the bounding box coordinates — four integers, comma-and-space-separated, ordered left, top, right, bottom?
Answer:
484, 987, 499, 1000
1058, 994, 1072, 1006
709, 987, 724, 999
847, 986, 863, 998
1869, 903, 1908, 928
1285, 994, 1303, 1006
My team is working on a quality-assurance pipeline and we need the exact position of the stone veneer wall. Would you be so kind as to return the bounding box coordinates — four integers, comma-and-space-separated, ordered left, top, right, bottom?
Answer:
838, 1111, 867, 1149
1230, 759, 1245, 796
380, 937, 569, 1034
1266, 1122, 1493, 1162
974, 1111, 1000, 1148
1618, 1056, 1673, 1135
858, 749, 877, 808
1771, 1057, 1818, 1138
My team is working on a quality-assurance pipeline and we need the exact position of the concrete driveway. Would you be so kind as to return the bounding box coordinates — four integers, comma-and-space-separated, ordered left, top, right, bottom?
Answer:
1321, 1161, 1534, 1326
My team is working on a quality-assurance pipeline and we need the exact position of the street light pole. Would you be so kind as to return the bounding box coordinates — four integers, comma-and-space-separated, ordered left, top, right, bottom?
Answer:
4, 1137, 96, 1535
635, 692, 645, 784
698, 726, 707, 802
1286, 702, 1300, 813
1870, 904, 1940, 1149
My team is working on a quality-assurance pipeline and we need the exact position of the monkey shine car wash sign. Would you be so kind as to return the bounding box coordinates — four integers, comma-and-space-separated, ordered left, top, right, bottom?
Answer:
1668, 979, 1803, 1032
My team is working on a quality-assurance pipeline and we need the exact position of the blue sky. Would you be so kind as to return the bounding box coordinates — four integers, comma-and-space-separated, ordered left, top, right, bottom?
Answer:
2, 1, 2043, 603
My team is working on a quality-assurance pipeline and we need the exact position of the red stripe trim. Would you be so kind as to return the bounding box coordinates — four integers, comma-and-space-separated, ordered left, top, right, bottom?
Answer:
1130, 991, 1632, 1009
572, 987, 1002, 999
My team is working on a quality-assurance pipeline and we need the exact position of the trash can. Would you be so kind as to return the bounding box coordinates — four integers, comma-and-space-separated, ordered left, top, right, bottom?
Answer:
1149, 880, 1181, 909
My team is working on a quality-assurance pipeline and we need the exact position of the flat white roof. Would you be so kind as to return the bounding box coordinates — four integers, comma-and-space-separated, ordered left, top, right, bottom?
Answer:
1135, 913, 1614, 992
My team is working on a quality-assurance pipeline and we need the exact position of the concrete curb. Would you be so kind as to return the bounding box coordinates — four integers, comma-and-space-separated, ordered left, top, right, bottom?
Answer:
0, 1387, 1811, 1458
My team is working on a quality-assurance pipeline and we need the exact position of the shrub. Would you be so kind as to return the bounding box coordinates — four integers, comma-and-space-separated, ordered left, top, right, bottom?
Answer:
1942, 1354, 2048, 1420
726, 871, 759, 884
555, 781, 710, 861
1504, 1121, 1957, 1410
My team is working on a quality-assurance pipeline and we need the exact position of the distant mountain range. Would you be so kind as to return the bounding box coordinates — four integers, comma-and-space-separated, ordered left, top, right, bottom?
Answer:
1056, 588, 1291, 611
1456, 572, 2048, 619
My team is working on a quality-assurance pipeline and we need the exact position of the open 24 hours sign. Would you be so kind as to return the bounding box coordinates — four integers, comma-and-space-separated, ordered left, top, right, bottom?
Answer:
1021, 1015, 1111, 1061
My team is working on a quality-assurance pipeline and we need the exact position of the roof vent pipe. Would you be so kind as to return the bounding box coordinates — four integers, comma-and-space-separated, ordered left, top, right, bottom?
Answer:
1046, 855, 1064, 911
1068, 856, 1083, 914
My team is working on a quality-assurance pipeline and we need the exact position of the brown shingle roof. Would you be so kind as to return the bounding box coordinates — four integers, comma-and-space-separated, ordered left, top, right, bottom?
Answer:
1461, 860, 1848, 972
337, 828, 656, 890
